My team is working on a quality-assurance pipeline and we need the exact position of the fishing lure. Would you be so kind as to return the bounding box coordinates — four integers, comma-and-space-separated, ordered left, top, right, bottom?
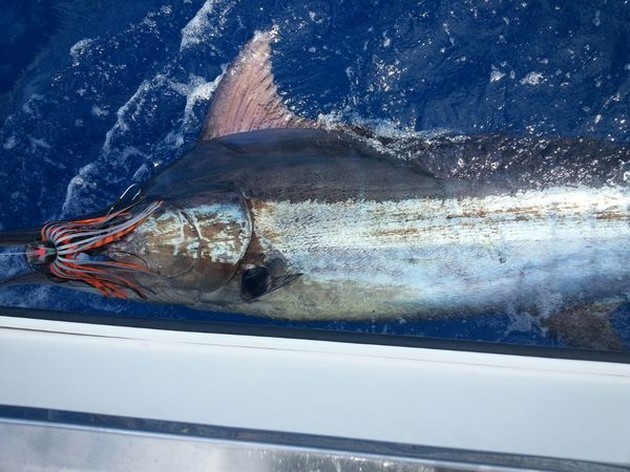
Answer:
26, 200, 163, 298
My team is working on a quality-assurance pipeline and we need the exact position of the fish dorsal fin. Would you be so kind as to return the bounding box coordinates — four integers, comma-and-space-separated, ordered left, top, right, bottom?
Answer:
200, 30, 318, 141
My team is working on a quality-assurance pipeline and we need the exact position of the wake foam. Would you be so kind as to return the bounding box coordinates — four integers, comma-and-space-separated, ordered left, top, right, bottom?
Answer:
180, 0, 234, 51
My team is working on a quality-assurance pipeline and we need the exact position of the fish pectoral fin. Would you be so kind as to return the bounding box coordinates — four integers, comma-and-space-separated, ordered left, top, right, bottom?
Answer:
543, 301, 625, 351
240, 264, 301, 302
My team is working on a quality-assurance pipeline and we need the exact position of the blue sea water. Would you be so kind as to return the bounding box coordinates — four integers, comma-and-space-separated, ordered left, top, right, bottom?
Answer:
0, 0, 629, 349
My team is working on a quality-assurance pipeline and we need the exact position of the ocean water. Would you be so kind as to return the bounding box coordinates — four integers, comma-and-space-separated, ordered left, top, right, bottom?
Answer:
0, 0, 629, 349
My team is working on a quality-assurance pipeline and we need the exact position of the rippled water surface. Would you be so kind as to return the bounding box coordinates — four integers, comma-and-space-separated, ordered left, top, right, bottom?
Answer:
0, 0, 629, 349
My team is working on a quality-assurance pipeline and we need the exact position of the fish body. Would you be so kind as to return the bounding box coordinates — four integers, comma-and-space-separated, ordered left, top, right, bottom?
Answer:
1, 31, 629, 347
100, 127, 629, 321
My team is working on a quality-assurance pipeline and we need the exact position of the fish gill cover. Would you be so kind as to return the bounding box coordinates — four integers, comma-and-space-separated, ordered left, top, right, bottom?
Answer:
0, 0, 628, 349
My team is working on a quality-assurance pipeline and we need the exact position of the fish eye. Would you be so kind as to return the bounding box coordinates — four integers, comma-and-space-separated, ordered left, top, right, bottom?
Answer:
25, 242, 57, 265
241, 265, 271, 301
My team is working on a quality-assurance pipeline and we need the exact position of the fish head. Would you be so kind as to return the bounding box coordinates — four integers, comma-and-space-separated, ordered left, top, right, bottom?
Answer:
0, 192, 254, 304
0, 200, 163, 298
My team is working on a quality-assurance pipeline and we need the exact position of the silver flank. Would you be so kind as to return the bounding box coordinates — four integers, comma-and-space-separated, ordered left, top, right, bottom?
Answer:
246, 185, 630, 318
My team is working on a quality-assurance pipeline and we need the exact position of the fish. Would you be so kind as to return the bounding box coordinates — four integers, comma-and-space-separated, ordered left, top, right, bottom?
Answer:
1, 31, 629, 349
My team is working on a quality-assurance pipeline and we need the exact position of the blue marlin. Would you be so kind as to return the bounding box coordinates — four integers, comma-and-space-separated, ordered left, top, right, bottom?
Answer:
1, 32, 629, 349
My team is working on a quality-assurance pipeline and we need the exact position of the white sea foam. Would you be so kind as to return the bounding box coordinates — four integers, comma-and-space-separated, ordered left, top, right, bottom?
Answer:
180, 0, 233, 50
520, 72, 545, 85
373, 59, 403, 93
63, 62, 224, 216
69, 39, 94, 66
490, 67, 505, 83
442, 23, 454, 46
169, 72, 225, 132
91, 105, 109, 117
61, 165, 92, 216
102, 74, 168, 155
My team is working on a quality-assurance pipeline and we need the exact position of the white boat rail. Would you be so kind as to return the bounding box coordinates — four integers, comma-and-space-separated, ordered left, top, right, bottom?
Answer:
1, 307, 629, 468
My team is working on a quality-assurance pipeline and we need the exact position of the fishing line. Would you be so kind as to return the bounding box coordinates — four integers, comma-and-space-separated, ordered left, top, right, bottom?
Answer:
107, 183, 142, 216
